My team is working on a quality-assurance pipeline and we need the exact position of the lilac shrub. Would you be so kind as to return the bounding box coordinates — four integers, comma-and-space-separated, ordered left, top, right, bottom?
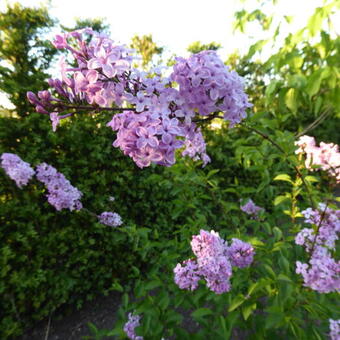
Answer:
0, 153, 35, 188
174, 229, 254, 294
27, 28, 251, 168
21, 27, 339, 340
295, 204, 340, 293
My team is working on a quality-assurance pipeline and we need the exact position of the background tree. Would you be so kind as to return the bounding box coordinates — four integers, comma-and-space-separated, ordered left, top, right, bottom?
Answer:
61, 17, 111, 37
0, 3, 57, 116
187, 41, 221, 54
229, 0, 339, 142
130, 34, 163, 69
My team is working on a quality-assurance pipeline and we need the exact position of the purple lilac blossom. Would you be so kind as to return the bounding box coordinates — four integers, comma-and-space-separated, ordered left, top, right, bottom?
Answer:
28, 29, 251, 169
295, 204, 340, 293
170, 50, 252, 126
97, 211, 122, 227
123, 313, 143, 340
174, 229, 254, 294
329, 319, 340, 340
227, 238, 255, 268
295, 135, 340, 183
240, 199, 263, 218
1, 153, 35, 188
173, 259, 201, 291
36, 163, 82, 211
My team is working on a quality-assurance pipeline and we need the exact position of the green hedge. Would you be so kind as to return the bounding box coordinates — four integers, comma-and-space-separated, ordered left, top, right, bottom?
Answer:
0, 110, 335, 338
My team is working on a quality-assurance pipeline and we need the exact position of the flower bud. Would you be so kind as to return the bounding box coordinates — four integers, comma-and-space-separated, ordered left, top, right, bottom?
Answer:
36, 105, 49, 114
26, 91, 38, 104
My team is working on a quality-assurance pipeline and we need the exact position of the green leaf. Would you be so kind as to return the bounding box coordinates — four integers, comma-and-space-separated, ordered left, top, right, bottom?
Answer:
242, 303, 257, 320
207, 169, 220, 178
305, 175, 318, 183
307, 7, 324, 37
273, 227, 283, 241
228, 294, 245, 312
265, 311, 285, 329
273, 174, 292, 183
285, 88, 298, 113
191, 308, 213, 319
144, 280, 162, 291
274, 195, 289, 206
277, 273, 292, 283
263, 264, 276, 279
306, 68, 330, 98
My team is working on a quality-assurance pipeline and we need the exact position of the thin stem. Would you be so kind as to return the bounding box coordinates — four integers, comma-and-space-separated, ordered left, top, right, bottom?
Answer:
193, 112, 224, 123
59, 104, 136, 112
308, 201, 329, 259
44, 314, 52, 340
296, 107, 332, 138
243, 124, 316, 209
82, 207, 98, 218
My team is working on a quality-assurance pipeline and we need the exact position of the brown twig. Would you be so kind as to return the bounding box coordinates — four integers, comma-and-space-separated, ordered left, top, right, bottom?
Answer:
44, 314, 52, 340
296, 107, 332, 138
308, 201, 329, 259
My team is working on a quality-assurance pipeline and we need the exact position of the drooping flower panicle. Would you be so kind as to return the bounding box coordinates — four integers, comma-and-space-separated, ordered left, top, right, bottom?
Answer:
295, 204, 340, 293
123, 313, 143, 340
174, 229, 254, 294
36, 163, 83, 211
1, 153, 35, 188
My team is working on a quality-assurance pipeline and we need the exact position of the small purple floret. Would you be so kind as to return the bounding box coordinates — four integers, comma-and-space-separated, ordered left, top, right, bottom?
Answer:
97, 211, 122, 227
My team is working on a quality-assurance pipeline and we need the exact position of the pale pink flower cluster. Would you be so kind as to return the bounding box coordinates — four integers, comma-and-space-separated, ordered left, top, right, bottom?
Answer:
295, 204, 340, 293
123, 313, 143, 340
27, 29, 251, 168
329, 319, 340, 340
0, 153, 35, 188
295, 135, 340, 182
174, 230, 254, 294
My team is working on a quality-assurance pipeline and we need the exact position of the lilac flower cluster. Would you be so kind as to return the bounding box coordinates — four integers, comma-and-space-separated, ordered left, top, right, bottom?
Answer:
240, 199, 263, 219
174, 230, 254, 294
295, 204, 340, 293
0, 153, 35, 188
329, 319, 340, 340
123, 313, 143, 340
295, 135, 340, 183
97, 211, 122, 227
27, 29, 251, 168
171, 51, 252, 126
36, 163, 83, 211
